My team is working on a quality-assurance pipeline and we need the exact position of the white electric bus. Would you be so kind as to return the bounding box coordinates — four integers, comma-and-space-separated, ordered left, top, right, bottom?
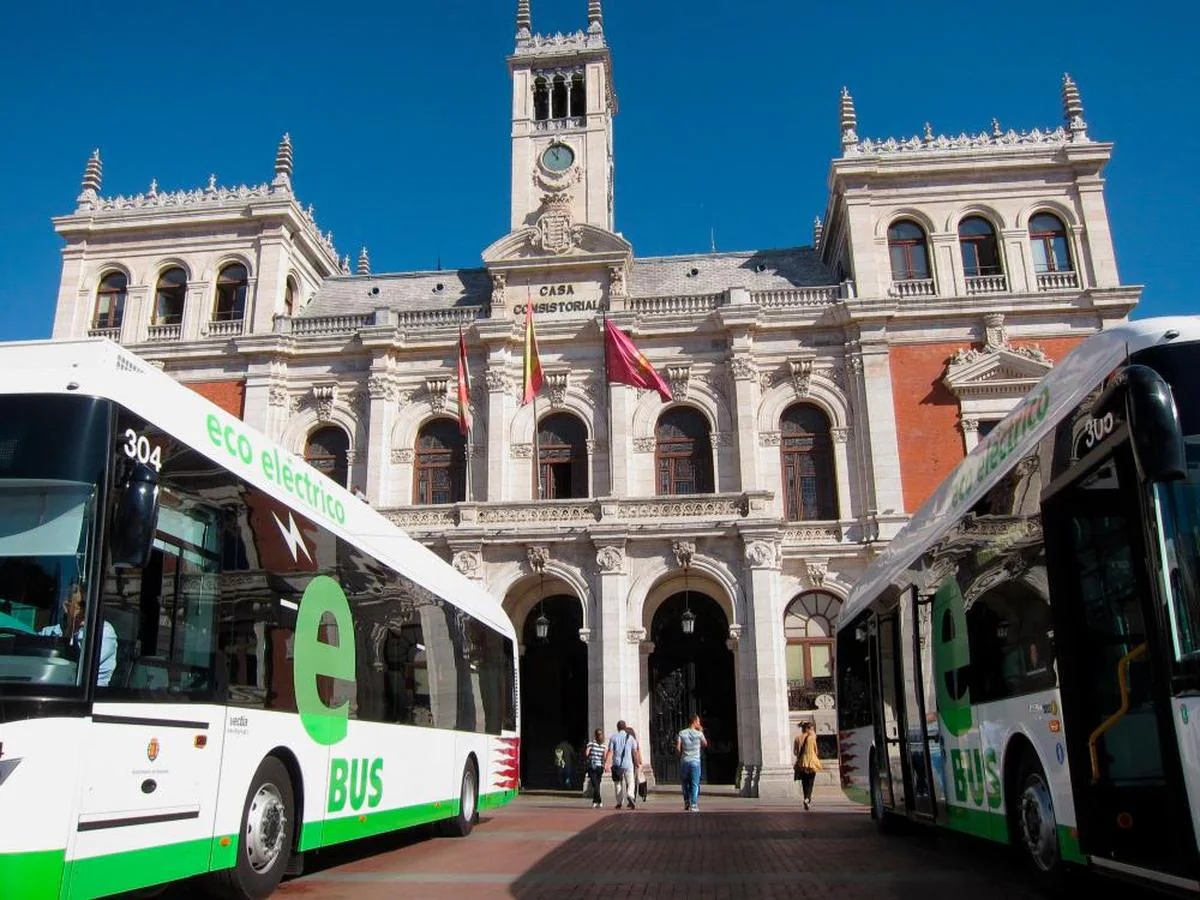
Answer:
836, 316, 1200, 894
0, 339, 520, 900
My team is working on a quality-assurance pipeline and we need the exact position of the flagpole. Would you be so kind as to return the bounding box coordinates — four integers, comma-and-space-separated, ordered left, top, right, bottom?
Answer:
601, 311, 614, 498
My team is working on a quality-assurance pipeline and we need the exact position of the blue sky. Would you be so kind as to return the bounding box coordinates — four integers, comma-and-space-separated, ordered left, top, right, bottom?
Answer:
0, 0, 1194, 341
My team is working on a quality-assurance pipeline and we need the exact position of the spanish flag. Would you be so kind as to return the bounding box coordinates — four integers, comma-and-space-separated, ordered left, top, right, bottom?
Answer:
521, 301, 544, 406
456, 325, 472, 436
604, 318, 672, 403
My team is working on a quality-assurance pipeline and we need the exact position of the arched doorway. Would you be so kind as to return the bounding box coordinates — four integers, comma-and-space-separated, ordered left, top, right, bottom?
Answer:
649, 591, 738, 785
519, 594, 587, 789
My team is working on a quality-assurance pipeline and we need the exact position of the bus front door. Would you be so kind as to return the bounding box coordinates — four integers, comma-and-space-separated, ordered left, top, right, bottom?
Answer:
1044, 449, 1198, 882
875, 615, 908, 815
899, 588, 937, 820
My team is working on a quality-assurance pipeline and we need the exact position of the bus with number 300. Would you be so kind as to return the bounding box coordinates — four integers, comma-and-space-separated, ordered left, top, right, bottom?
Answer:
836, 316, 1200, 894
0, 338, 520, 899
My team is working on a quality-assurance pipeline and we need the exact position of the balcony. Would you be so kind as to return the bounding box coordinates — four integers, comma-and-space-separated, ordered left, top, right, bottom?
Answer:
207, 318, 244, 337
381, 491, 771, 537
533, 116, 586, 131
964, 274, 1007, 295
87, 326, 121, 340
146, 323, 181, 342
1036, 270, 1079, 291
890, 278, 935, 298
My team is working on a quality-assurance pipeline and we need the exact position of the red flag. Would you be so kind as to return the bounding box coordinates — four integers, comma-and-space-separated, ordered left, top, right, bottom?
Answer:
604, 318, 672, 402
521, 300, 544, 406
457, 325, 472, 436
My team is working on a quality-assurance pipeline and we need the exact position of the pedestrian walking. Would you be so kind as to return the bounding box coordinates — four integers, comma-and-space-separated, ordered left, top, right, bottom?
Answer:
553, 739, 576, 789
626, 726, 648, 802
583, 728, 606, 808
794, 721, 823, 810
603, 719, 638, 809
676, 713, 708, 812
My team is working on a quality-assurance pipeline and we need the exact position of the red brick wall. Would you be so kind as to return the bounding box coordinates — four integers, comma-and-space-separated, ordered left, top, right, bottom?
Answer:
184, 379, 245, 419
890, 336, 1084, 513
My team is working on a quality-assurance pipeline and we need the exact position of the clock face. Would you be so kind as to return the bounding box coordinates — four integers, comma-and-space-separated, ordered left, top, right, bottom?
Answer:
541, 144, 575, 172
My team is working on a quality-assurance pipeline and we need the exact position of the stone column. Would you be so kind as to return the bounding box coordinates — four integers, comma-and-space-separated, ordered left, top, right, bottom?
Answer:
637, 638, 655, 783
1000, 229, 1033, 294
608, 383, 632, 498
484, 365, 509, 501
851, 327, 906, 527
740, 534, 793, 799
365, 370, 396, 504
931, 232, 962, 297
729, 353, 761, 491
592, 541, 629, 738
831, 426, 854, 527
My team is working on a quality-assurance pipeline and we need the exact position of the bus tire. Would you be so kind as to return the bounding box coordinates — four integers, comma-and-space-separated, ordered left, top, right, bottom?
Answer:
1008, 751, 1063, 884
442, 758, 479, 838
209, 756, 295, 900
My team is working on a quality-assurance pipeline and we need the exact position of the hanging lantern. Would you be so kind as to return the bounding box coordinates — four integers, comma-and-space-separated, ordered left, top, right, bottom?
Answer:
535, 610, 550, 640
681, 606, 696, 635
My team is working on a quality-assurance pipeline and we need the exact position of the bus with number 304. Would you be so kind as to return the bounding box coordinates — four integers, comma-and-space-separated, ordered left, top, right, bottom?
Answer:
836, 316, 1200, 894
0, 339, 520, 899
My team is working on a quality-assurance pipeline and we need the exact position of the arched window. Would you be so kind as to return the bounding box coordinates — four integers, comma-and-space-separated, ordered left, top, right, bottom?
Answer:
569, 74, 586, 118
655, 408, 714, 495
93, 271, 127, 330
537, 413, 587, 500
887, 220, 930, 281
958, 216, 1002, 277
284, 278, 297, 318
213, 263, 248, 321
1029, 212, 1072, 273
304, 426, 349, 489
533, 76, 549, 122
780, 404, 837, 521
551, 75, 568, 119
784, 591, 840, 710
414, 419, 466, 505
153, 267, 186, 326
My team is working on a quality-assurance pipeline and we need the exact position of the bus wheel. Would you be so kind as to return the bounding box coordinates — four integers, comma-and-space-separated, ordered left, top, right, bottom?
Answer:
211, 756, 295, 900
442, 759, 479, 837
1010, 754, 1062, 880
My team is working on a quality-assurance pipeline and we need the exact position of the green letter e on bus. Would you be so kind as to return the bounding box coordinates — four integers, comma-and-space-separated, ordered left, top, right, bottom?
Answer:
294, 576, 356, 745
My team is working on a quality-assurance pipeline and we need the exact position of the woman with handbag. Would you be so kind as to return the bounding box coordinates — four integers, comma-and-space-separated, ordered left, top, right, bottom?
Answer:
626, 727, 648, 802
793, 721, 822, 810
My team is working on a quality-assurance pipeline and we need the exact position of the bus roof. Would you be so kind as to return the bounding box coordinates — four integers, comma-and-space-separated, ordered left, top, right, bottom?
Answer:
0, 337, 516, 642
839, 315, 1200, 629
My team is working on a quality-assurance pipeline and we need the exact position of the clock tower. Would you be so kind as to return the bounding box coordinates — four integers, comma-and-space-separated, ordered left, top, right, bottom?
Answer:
508, 0, 617, 235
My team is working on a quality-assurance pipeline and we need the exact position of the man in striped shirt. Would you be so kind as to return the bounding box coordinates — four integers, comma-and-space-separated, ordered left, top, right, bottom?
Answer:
584, 728, 606, 808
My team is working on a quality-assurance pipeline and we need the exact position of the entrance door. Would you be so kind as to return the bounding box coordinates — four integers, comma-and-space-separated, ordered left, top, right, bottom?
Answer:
1043, 449, 1197, 878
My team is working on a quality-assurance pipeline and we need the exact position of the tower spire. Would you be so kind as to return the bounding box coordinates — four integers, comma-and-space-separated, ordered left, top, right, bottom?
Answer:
357, 246, 371, 276
516, 0, 531, 40
77, 148, 102, 206
1061, 73, 1088, 141
273, 133, 294, 190
588, 0, 603, 33
839, 87, 858, 155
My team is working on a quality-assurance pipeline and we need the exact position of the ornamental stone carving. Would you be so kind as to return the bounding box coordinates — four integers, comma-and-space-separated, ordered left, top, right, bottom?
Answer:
845, 354, 863, 376
452, 551, 480, 577
673, 540, 696, 569
728, 623, 743, 644
745, 540, 779, 569
633, 437, 656, 453
961, 417, 980, 434
485, 368, 509, 392
491, 272, 506, 307
391, 448, 414, 464
511, 442, 533, 459
527, 545, 550, 573
367, 373, 396, 402
609, 264, 627, 299
530, 193, 582, 255
626, 627, 647, 645
268, 385, 289, 408
425, 377, 449, 413
789, 358, 814, 396
710, 431, 733, 448
595, 545, 625, 573
760, 431, 781, 447
805, 560, 829, 587
545, 372, 569, 408
729, 355, 757, 381
666, 365, 691, 400
831, 427, 851, 444
312, 385, 337, 422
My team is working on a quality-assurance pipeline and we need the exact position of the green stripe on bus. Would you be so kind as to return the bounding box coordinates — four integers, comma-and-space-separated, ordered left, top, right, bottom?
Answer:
478, 789, 517, 811
841, 786, 871, 806
941, 803, 1084, 865
65, 836, 214, 899
0, 849, 65, 900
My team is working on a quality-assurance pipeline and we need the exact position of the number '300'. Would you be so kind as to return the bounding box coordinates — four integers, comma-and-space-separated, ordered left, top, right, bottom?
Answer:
123, 428, 163, 471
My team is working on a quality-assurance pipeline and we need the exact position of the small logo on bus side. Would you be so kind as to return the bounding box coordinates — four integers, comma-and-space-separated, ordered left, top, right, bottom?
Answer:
147, 738, 160, 762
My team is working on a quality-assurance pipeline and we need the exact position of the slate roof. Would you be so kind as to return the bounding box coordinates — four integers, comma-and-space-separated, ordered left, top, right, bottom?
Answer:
299, 246, 836, 319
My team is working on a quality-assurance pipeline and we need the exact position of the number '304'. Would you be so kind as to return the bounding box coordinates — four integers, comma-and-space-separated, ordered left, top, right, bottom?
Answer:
122, 428, 163, 471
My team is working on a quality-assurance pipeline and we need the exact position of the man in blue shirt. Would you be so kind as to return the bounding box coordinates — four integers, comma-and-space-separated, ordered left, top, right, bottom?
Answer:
677, 714, 708, 812
38, 582, 118, 687
603, 720, 638, 809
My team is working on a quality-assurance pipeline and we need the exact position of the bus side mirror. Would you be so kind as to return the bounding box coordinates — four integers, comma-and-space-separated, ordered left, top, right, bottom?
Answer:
1100, 364, 1186, 483
111, 461, 160, 568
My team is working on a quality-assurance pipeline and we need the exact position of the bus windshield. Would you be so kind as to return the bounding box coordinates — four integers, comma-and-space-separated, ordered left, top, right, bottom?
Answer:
0, 396, 109, 693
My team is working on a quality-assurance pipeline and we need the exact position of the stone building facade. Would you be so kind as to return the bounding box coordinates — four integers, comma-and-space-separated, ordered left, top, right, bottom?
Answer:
48, 1, 1138, 798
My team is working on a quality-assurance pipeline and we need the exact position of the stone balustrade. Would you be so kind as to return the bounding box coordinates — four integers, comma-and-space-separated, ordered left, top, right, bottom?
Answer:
146, 323, 182, 342
750, 286, 840, 308
292, 313, 373, 335
890, 278, 936, 298
207, 319, 244, 337
629, 293, 725, 316
1036, 270, 1079, 291
964, 274, 1007, 295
